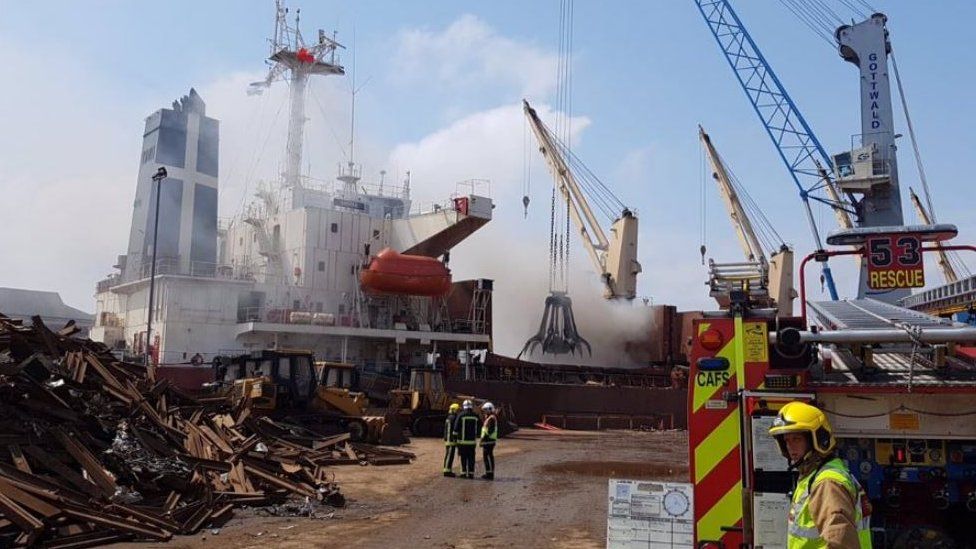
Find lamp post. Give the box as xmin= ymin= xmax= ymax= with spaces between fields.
xmin=145 ymin=166 xmax=167 ymax=379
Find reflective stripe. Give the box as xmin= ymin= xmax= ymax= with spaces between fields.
xmin=457 ymin=415 xmax=479 ymax=443
xmin=787 ymin=523 xmax=821 ymax=539
xmin=481 ymin=415 xmax=498 ymax=442
xmin=787 ymin=458 xmax=872 ymax=548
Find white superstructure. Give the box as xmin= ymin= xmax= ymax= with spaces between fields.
xmin=91 ymin=3 xmax=494 ymax=371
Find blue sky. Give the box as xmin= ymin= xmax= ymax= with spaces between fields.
xmin=1 ymin=1 xmax=974 ymax=339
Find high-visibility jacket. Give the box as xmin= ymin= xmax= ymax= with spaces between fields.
xmin=444 ymin=413 xmax=458 ymax=446
xmin=480 ymin=414 xmax=498 ymax=446
xmin=453 ymin=410 xmax=480 ymax=445
xmin=788 ymin=457 xmax=872 ymax=548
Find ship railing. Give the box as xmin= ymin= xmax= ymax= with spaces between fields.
xmin=132 ymin=258 xmax=255 ymax=282
xmin=409 ymin=199 xmax=459 ymax=216
xmin=300 ymin=174 xmax=410 ymax=200
xmin=236 ymin=305 xmax=464 ymax=335
xmin=236 ymin=306 xmax=352 ymax=326
xmin=96 ymin=274 xmax=122 ymax=293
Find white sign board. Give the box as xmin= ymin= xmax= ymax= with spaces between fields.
xmin=751 ymin=415 xmax=789 ymax=472
xmin=607 ymin=479 xmax=694 ymax=548
xmin=753 ymin=492 xmax=790 ymax=548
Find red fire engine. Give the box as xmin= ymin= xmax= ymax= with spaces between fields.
xmin=689 ymin=227 xmax=976 ymax=548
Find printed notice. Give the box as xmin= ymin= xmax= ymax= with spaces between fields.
xmin=607 ymin=480 xmax=694 ymax=548
xmin=743 ymin=322 xmax=769 ymax=362
xmin=753 ymin=492 xmax=790 ymax=548
xmin=752 ymin=415 xmax=789 ymax=472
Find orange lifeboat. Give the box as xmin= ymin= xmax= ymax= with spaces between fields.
xmin=360 ymin=248 xmax=452 ymax=297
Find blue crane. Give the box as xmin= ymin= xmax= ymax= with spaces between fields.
xmin=693 ymin=0 xmax=853 ymax=300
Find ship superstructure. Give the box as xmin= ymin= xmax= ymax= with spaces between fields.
xmin=91 ymin=2 xmax=494 ymax=372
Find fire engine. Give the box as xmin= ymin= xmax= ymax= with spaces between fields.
xmin=689 ymin=228 xmax=976 ymax=548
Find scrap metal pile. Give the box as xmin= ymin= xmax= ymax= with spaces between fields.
xmin=0 ymin=314 xmax=413 ymax=547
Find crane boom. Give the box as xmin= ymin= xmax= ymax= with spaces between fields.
xmin=910 ymin=187 xmax=958 ymax=284
xmin=523 ymin=100 xmax=640 ymax=300
xmin=817 ymin=161 xmax=855 ymax=230
xmin=699 ymin=126 xmax=766 ymax=264
xmin=694 ymin=0 xmax=844 ymax=300
xmin=700 ymin=126 xmax=796 ymax=316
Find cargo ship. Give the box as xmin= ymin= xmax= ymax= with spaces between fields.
xmin=88 ymin=1 xmax=689 ymax=430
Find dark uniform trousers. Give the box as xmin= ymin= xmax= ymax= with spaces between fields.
xmin=454 ymin=412 xmax=480 ymax=478
xmin=481 ymin=414 xmax=498 ymax=478
xmin=442 ymin=414 xmax=457 ymax=473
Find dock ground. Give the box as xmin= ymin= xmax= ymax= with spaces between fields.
xmin=125 ymin=429 xmax=688 ymax=548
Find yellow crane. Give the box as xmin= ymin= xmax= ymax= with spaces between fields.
xmin=699 ymin=126 xmax=796 ymax=316
xmin=523 ymin=100 xmax=641 ymax=300
xmin=909 ymin=186 xmax=958 ymax=284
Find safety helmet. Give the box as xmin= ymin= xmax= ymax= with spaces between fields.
xmin=462 ymin=399 xmax=473 ymax=410
xmin=768 ymin=401 xmax=835 ymax=458
xmin=448 ymin=403 xmax=460 ymax=413
xmin=481 ymin=402 xmax=495 ymax=413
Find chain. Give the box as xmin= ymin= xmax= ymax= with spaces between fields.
xmin=565 ymin=199 xmax=571 ymax=288
xmin=549 ymin=185 xmax=557 ymax=291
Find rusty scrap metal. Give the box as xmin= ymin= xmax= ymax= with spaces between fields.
xmin=0 ymin=313 xmax=414 ymax=546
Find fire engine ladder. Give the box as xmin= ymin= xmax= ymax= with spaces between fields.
xmin=707 ymin=259 xmax=772 ymax=309
xmin=802 ymin=299 xmax=976 ymax=380
xmin=809 ymin=298 xmax=955 ymax=333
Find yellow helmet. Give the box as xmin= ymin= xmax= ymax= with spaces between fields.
xmin=448 ymin=403 xmax=460 ymax=413
xmin=768 ymin=401 xmax=835 ymax=457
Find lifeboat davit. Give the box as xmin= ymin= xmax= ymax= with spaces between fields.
xmin=360 ymin=248 xmax=452 ymax=297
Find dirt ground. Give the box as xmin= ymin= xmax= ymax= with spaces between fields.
xmin=122 ymin=429 xmax=689 ymax=549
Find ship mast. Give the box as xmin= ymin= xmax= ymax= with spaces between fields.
xmin=249 ymin=0 xmax=344 ymax=190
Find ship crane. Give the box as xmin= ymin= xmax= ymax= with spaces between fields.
xmin=518 ymin=100 xmax=641 ymax=358
xmin=910 ymin=187 xmax=958 ymax=284
xmin=694 ymin=0 xmax=863 ymax=301
xmin=522 ymin=100 xmax=641 ymax=301
xmin=699 ymin=126 xmax=796 ymax=316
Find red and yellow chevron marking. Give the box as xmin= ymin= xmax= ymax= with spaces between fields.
xmin=688 ymin=317 xmax=772 ymax=546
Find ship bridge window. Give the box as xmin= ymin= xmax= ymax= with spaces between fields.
xmin=223 ymin=362 xmax=241 ymax=381
xmin=293 ymin=300 xmax=301 ymax=310
xmin=331 ymin=223 xmax=338 ymax=233
xmin=318 ymin=261 xmax=325 ymax=272
xmin=295 ymin=358 xmax=313 ymax=394
xmin=278 ymin=358 xmax=292 ymax=379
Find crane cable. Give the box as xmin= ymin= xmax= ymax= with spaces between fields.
xmin=891 ymin=50 xmax=972 ymax=278
xmin=550 ymin=0 xmax=575 ymax=292
xmin=699 ymin=137 xmax=708 ymax=265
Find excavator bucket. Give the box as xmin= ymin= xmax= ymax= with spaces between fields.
xmin=376 ymin=411 xmax=409 ymax=446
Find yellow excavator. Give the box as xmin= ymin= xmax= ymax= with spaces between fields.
xmin=388 ymin=367 xmax=518 ymax=438
xmin=211 ymin=350 xmax=407 ymax=445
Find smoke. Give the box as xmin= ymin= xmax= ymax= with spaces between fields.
xmin=448 ymin=202 xmax=656 ymax=367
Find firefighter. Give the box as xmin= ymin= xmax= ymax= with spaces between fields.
xmin=768 ymin=401 xmax=872 ymax=548
xmin=453 ymin=399 xmax=479 ymax=479
xmin=442 ymin=403 xmax=460 ymax=477
xmin=479 ymin=402 xmax=498 ymax=480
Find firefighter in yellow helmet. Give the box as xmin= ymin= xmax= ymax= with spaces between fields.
xmin=768 ymin=401 xmax=872 ymax=548
xmin=442 ymin=403 xmax=461 ymax=477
